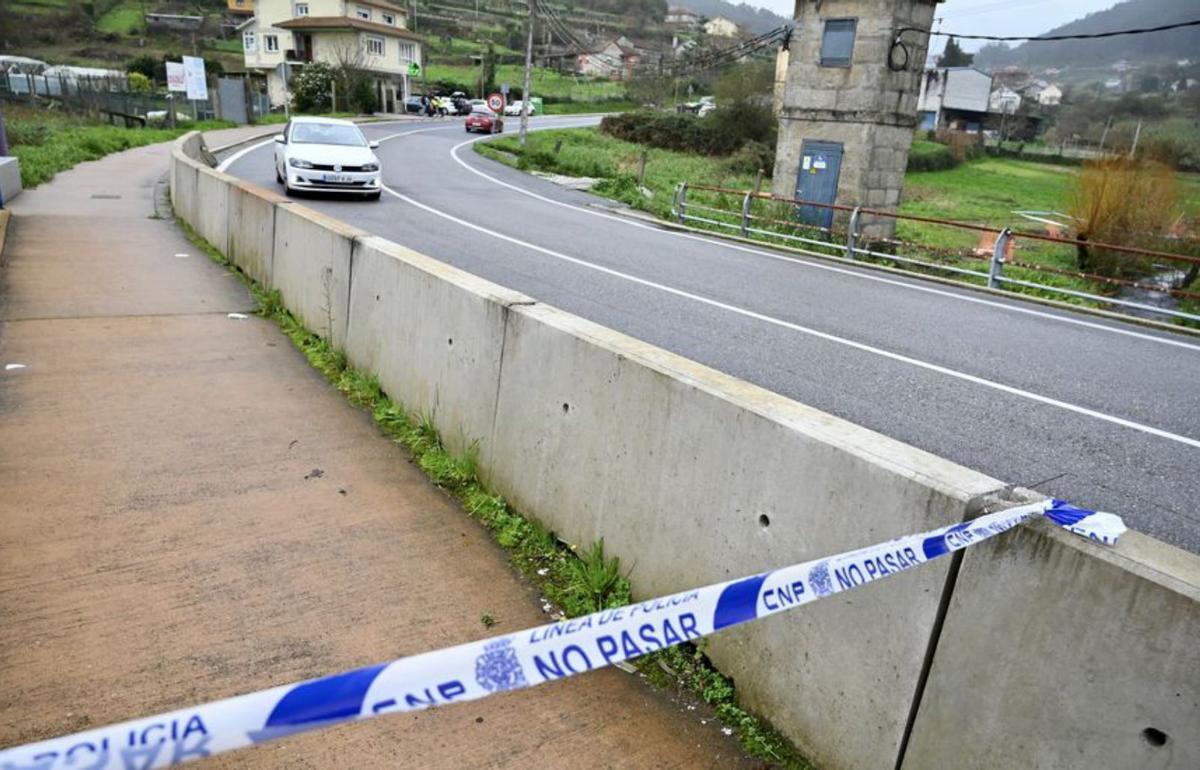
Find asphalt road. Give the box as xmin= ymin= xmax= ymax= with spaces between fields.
xmin=221 ymin=116 xmax=1200 ymax=552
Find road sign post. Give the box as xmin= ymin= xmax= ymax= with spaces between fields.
xmin=486 ymin=92 xmax=505 ymax=133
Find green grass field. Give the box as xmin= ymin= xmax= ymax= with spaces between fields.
xmin=477 ymin=126 xmax=1200 ymax=323
xmin=6 ymin=106 xmax=233 ymax=188
xmin=96 ymin=2 xmax=143 ymax=35
xmin=423 ymin=64 xmax=627 ymax=101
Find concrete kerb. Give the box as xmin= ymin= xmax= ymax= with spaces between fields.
xmin=345 ymin=236 xmax=533 ymax=455
xmin=483 ymin=299 xmax=1005 ymax=770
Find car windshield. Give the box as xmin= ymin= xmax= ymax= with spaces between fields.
xmin=290 ymin=122 xmax=365 ymax=147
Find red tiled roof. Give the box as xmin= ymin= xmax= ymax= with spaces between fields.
xmin=275 ymin=16 xmax=421 ymax=41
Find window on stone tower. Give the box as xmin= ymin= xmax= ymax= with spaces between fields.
xmin=820 ymin=18 xmax=856 ymax=67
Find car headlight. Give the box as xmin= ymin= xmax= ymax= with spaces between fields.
xmin=361 ymin=162 xmax=379 ymax=172
xmin=288 ymin=158 xmax=313 ymax=169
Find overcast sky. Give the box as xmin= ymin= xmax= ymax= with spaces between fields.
xmin=748 ymin=0 xmax=1121 ymax=55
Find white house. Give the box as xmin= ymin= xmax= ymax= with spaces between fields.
xmin=1036 ymin=83 xmax=1062 ymax=106
xmin=577 ymin=36 xmax=639 ymax=80
xmin=989 ymin=86 xmax=1021 ymax=114
xmin=703 ymin=16 xmax=741 ymax=38
xmin=917 ymin=67 xmax=993 ymax=130
xmin=664 ymin=5 xmax=699 ymax=27
xmin=242 ymin=0 xmax=422 ymax=112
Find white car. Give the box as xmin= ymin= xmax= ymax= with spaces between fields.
xmin=503 ymin=99 xmax=536 ymax=116
xmin=274 ymin=117 xmax=382 ymax=200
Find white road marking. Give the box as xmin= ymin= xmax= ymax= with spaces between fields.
xmin=447 ymin=135 xmax=1200 ymax=353
xmin=381 ymin=180 xmax=1200 ymax=451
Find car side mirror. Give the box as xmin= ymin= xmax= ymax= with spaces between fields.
xmin=368 ymin=140 xmax=380 ymax=149
xmin=273 ymin=135 xmax=285 ymax=144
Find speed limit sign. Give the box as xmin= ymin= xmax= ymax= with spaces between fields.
xmin=486 ymin=92 xmax=505 ymax=113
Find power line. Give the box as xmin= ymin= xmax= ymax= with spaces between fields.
xmin=889 ymin=17 xmax=1200 ymax=72
xmin=898 ymin=17 xmax=1200 ymax=44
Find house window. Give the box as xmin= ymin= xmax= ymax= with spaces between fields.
xmin=264 ymin=34 xmax=280 ymax=53
xmin=243 ymin=31 xmax=256 ymax=52
xmin=366 ymin=36 xmax=385 ymax=56
xmin=295 ymin=3 xmax=308 ymax=16
xmin=819 ymin=18 xmax=856 ymax=67
xmin=356 ymin=5 xmax=371 ymax=20
xmin=382 ymin=12 xmax=395 ymax=25
xmin=397 ymin=41 xmax=416 ymax=62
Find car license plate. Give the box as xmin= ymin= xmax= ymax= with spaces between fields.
xmin=323 ymin=174 xmax=353 ymax=183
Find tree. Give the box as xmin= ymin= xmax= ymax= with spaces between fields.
xmin=937 ymin=37 xmax=974 ymax=68
xmin=327 ymin=39 xmax=378 ymax=113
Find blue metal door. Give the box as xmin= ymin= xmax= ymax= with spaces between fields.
xmin=794 ymin=140 xmax=843 ymax=230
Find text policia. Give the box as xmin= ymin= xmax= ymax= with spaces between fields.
xmin=0 ymin=499 xmax=1124 ymax=770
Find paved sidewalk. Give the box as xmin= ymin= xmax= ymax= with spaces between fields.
xmin=0 ymin=141 xmax=752 ymax=767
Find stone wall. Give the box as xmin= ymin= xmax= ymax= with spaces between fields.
xmin=773 ymin=0 xmax=937 ymax=238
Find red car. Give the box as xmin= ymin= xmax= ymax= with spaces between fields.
xmin=465 ymin=107 xmax=504 ymax=134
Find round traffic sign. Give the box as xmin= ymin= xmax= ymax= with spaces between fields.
xmin=486 ymin=92 xmax=505 ymax=112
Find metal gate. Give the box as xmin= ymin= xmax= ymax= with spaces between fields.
xmin=217 ymin=78 xmax=248 ymax=124
xmin=794 ymin=139 xmax=843 ymax=230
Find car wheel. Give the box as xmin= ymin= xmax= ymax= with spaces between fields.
xmin=275 ymin=165 xmax=283 ymax=184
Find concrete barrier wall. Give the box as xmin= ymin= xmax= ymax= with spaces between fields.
xmin=344 ymin=237 xmax=531 ymax=454
xmin=227 ymin=181 xmax=281 ymax=287
xmin=271 ymin=203 xmax=365 ymax=351
xmin=484 ymin=301 xmax=1002 ymax=769
xmin=904 ymin=519 xmax=1200 ymax=770
xmin=170 ymin=133 xmax=1200 ymax=770
xmin=194 ymin=170 xmax=231 ymax=256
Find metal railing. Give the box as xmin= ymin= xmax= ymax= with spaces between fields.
xmin=670 ymin=183 xmax=1200 ymax=324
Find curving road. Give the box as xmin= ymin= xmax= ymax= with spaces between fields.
xmin=220 ymin=116 xmax=1200 ymax=552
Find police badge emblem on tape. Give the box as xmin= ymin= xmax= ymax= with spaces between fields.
xmin=0 ymin=499 xmax=1124 ymax=770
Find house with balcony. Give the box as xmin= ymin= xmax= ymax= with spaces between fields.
xmin=227 ymin=0 xmax=255 ymax=16
xmin=241 ymin=0 xmax=422 ymax=112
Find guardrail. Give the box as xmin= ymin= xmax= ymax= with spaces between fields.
xmin=671 ymin=182 xmax=1200 ymax=324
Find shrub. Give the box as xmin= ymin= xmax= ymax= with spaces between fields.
xmin=292 ymin=62 xmax=333 ymax=112
xmin=906 ymin=139 xmax=958 ymax=172
xmin=128 ymin=72 xmax=152 ymax=94
xmin=600 ymin=107 xmax=774 ymax=157
xmin=723 ymin=140 xmax=775 ymax=175
xmin=1069 ymin=157 xmax=1181 ymax=277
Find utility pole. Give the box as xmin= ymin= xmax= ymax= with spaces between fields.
xmin=519 ymin=0 xmax=535 ymax=147
xmin=1128 ymin=118 xmax=1142 ymax=159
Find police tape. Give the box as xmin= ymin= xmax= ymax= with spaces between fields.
xmin=0 ymin=499 xmax=1124 ymax=770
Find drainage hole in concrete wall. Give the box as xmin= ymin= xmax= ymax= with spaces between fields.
xmin=1142 ymin=728 xmax=1168 ymax=747
xmin=561 ymin=403 xmax=570 ymax=414
xmin=375 ymin=294 xmax=380 ymax=301
xmin=447 ymin=337 xmax=453 ymax=347
xmin=758 ymin=514 xmax=770 ymax=528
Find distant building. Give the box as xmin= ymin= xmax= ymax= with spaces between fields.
xmin=227 ymin=0 xmax=255 ymax=15
xmin=773 ymin=0 xmax=939 ymax=239
xmin=703 ymin=16 xmax=741 ymax=38
xmin=989 ymin=86 xmax=1021 ymax=115
xmin=1035 ymin=84 xmax=1062 ymax=106
xmin=1104 ymin=78 xmax=1124 ymax=91
xmin=242 ymin=0 xmax=422 ymax=111
xmin=917 ymin=67 xmax=993 ymax=131
xmin=664 ymin=6 xmax=699 ymax=28
xmin=577 ymin=36 xmax=639 ymax=80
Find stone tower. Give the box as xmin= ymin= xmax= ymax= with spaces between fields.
xmin=772 ymin=0 xmax=940 ymax=238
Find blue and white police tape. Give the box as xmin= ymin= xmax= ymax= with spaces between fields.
xmin=0 ymin=499 xmax=1124 ymax=770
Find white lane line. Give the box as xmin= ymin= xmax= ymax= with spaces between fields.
xmin=217 ymin=135 xmax=278 ymax=172
xmin=448 ymin=136 xmax=1200 ymax=353
xmin=381 ymin=180 xmax=1200 ymax=451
